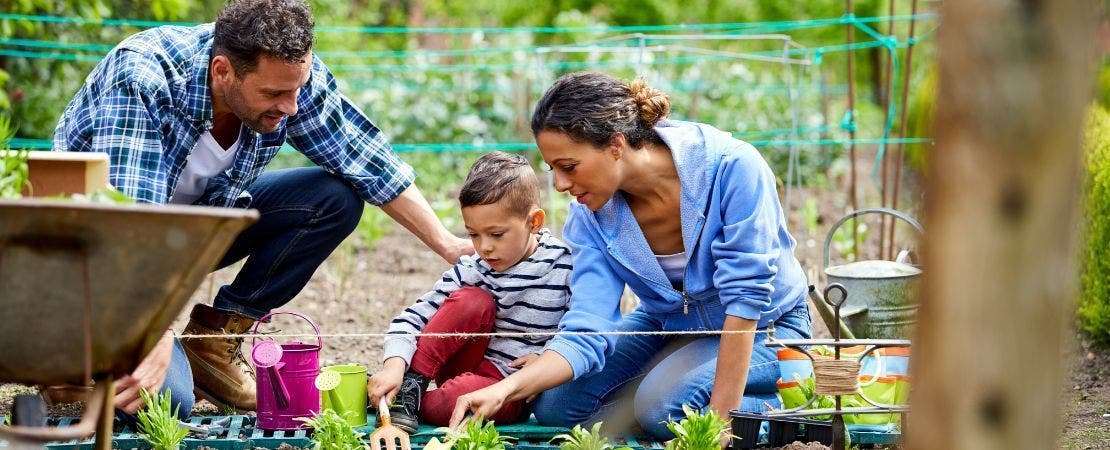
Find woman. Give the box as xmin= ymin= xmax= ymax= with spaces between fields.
xmin=448 ymin=72 xmax=811 ymax=439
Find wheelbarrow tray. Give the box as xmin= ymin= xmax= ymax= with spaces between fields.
xmin=0 ymin=199 xmax=257 ymax=385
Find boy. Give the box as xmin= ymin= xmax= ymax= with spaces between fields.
xmin=369 ymin=152 xmax=572 ymax=431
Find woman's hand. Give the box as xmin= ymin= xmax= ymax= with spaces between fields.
xmin=448 ymin=382 xmax=513 ymax=429
xmin=707 ymin=315 xmax=757 ymax=447
xmin=368 ymin=357 xmax=407 ymax=406
xmin=448 ymin=350 xmax=574 ymax=428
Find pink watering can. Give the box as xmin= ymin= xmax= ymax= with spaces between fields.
xmin=251 ymin=311 xmax=322 ymax=430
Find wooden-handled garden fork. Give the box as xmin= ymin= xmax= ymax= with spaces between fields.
xmin=369 ymin=397 xmax=411 ymax=450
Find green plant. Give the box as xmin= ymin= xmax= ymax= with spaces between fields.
xmin=46 ymin=187 xmax=134 ymax=204
xmin=551 ymin=422 xmax=633 ymax=450
xmin=448 ymin=417 xmax=515 ymax=450
xmin=297 ymin=409 xmax=366 ymax=450
xmin=831 ymin=219 xmax=870 ymax=262
xmin=1080 ymin=105 xmax=1110 ymax=346
xmin=0 ymin=114 xmax=29 ymax=199
xmin=662 ymin=405 xmax=733 ymax=450
xmin=136 ymin=388 xmax=188 ymax=450
xmin=0 ymin=149 xmax=29 ymax=200
xmin=801 ymin=197 xmax=820 ymax=236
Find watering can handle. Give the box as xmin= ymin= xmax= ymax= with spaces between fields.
xmin=822 ymin=208 xmax=925 ymax=270
xmin=249 ymin=311 xmax=323 ymax=349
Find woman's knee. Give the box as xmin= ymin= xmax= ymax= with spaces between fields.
xmin=633 ymin=389 xmax=688 ymax=438
xmin=532 ymin=388 xmax=588 ymax=427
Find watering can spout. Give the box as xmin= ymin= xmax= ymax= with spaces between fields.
xmin=808 ymin=285 xmax=856 ymax=340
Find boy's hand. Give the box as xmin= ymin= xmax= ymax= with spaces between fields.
xmin=508 ymin=354 xmax=540 ymax=369
xmin=368 ymin=357 xmax=407 ymax=406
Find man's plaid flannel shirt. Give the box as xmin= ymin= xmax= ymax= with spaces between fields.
xmin=52 ymin=24 xmax=414 ymax=207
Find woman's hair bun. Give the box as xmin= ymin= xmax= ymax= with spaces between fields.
xmin=628 ymin=77 xmax=670 ymax=126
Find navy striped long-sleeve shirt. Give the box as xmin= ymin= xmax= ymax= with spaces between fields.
xmin=383 ymin=229 xmax=572 ymax=376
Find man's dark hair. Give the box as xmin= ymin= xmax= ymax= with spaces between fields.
xmin=459 ymin=152 xmax=541 ymax=217
xmin=213 ymin=0 xmax=315 ymax=75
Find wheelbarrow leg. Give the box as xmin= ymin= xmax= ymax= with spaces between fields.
xmin=93 ymin=377 xmax=114 ymax=450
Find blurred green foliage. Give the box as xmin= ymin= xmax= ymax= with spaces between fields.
xmin=1080 ymin=104 xmax=1110 ymax=346
xmin=0 ymin=0 xmax=941 ymax=234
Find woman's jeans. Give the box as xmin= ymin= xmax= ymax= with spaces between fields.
xmin=533 ymin=299 xmax=812 ymax=438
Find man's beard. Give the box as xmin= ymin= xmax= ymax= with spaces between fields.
xmin=225 ymin=88 xmax=281 ymax=134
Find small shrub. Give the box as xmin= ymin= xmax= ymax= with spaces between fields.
xmin=298 ymin=409 xmax=366 ymax=450
xmin=1080 ymin=105 xmax=1110 ymax=346
xmin=136 ymin=388 xmax=188 ymax=450
xmin=550 ymin=422 xmax=632 ymax=450
xmin=449 ymin=417 xmax=515 ymax=450
xmin=663 ymin=405 xmax=733 ymax=450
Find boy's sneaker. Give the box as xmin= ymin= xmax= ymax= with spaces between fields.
xmin=388 ymin=371 xmax=429 ymax=434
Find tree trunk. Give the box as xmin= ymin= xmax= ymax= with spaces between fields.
xmin=907 ymin=2 xmax=1100 ymax=450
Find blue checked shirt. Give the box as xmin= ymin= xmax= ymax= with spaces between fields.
xmin=52 ymin=24 xmax=414 ymax=207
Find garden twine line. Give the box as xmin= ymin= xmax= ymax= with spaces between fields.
xmin=813 ymin=358 xmax=862 ymax=395
xmin=174 ymin=329 xmax=774 ymax=339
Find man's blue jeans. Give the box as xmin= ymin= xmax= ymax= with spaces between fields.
xmin=155 ymin=167 xmax=364 ymax=417
xmin=533 ymin=299 xmax=812 ymax=438
xmin=210 ymin=167 xmax=365 ymax=319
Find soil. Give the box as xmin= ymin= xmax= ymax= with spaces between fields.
xmin=2 ymin=149 xmax=1106 ymax=449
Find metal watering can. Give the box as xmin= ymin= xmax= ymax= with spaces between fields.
xmin=817 ymin=208 xmax=924 ymax=339
xmin=250 ymin=311 xmax=322 ymax=430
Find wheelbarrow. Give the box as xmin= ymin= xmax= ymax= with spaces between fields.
xmin=0 ymin=199 xmax=257 ymax=449
xmin=813 ymin=208 xmax=924 ymax=339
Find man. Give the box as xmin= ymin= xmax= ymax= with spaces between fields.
xmin=51 ymin=0 xmax=472 ymax=416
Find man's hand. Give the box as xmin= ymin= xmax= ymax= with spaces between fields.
xmin=114 ymin=330 xmax=175 ymax=414
xmin=379 ymin=185 xmax=475 ymax=265
xmin=368 ymin=357 xmax=407 ymax=406
xmin=438 ymin=236 xmax=475 ymax=264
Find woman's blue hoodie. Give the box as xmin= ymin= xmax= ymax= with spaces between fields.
xmin=544 ymin=120 xmax=808 ymax=379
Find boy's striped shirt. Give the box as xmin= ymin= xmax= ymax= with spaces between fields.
xmin=383 ymin=229 xmax=572 ymax=376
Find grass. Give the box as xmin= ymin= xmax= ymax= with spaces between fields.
xmin=136 ymin=388 xmax=188 ymax=450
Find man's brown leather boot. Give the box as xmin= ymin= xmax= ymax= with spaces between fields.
xmin=181 ymin=304 xmax=257 ymax=412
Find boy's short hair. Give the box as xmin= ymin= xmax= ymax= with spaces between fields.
xmin=459 ymin=152 xmax=541 ymax=217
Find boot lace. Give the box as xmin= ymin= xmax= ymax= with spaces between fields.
xmin=397 ymin=374 xmax=424 ymax=415
xmin=226 ymin=337 xmax=254 ymax=377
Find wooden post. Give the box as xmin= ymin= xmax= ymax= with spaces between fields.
xmin=907 ymin=1 xmax=1099 ymax=450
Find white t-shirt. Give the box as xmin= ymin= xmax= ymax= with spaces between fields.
xmin=170 ymin=130 xmax=242 ymax=205
xmin=656 ymin=251 xmax=687 ymax=286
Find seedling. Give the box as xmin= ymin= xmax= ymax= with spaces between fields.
xmin=136 ymin=388 xmax=188 ymax=450
xmin=448 ymin=416 xmax=515 ymax=450
xmin=298 ymin=408 xmax=366 ymax=450
xmin=663 ymin=405 xmax=733 ymax=450
xmin=550 ymin=422 xmax=632 ymax=450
